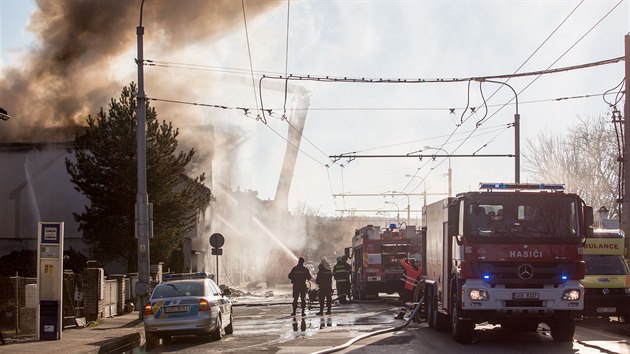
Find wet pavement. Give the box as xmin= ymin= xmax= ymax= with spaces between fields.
xmin=3 ymin=284 xmax=630 ymax=353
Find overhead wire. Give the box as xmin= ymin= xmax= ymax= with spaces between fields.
xmin=603 ymin=77 xmax=625 ymax=107
xmin=401 ymin=1 xmax=589 ymax=195
xmin=283 ymin=0 xmax=291 ymax=119
xmin=472 ymin=0 xmax=585 ymax=128
xmin=257 ymin=56 xmax=622 ymax=85
xmin=435 ymin=0 xmax=621 ymax=166
xmin=144 ymin=0 xmax=620 ymax=214
xmin=340 ymin=123 xmax=511 ymax=157
xmin=260 ymin=122 xmax=328 ymax=168
xmin=241 ymin=0 xmax=261 ymax=119
xmin=146 ymin=91 xmax=621 ymax=116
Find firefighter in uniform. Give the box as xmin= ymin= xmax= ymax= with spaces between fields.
xmin=315 ymin=259 xmax=333 ymax=315
xmin=395 ymin=257 xmax=423 ymax=319
xmin=333 ymin=255 xmax=352 ymax=303
xmin=288 ymin=257 xmax=312 ymax=316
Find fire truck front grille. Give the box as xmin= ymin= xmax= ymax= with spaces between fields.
xmin=505 ymin=300 xmax=543 ymax=307
xmin=474 ymin=262 xmax=579 ymax=285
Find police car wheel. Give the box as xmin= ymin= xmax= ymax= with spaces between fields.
xmin=211 ymin=315 xmax=223 ymax=341
xmin=225 ymin=313 xmax=234 ymax=335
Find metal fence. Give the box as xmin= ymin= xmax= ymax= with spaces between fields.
xmin=0 ymin=273 xmax=84 ymax=337
xmin=0 ymin=276 xmax=37 ymax=336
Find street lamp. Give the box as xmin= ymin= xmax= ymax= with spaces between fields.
xmin=385 ymin=201 xmax=400 ymax=226
xmin=389 ymin=191 xmax=412 ymax=225
xmin=403 ymin=175 xmax=427 ymax=208
xmin=423 ymin=146 xmax=452 ymax=197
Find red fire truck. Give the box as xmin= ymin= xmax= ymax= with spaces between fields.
xmin=347 ymin=224 xmax=423 ymax=300
xmin=422 ymin=183 xmax=593 ymax=344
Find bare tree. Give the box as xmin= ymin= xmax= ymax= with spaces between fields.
xmin=524 ymin=114 xmax=619 ymax=218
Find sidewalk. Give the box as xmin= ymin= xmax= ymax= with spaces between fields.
xmin=0 ymin=312 xmax=144 ymax=354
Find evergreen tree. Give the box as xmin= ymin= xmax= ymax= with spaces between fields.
xmin=66 ymin=83 xmax=211 ymax=272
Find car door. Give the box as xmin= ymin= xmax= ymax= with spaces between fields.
xmin=208 ymin=281 xmax=229 ymax=321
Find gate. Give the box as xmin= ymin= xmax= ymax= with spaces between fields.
xmin=103 ymin=280 xmax=118 ymax=318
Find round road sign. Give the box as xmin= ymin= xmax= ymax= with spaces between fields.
xmin=209 ymin=233 xmax=225 ymax=248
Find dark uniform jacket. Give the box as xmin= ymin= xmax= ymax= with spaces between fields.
xmin=333 ymin=262 xmax=351 ymax=282
xmin=316 ymin=267 xmax=333 ymax=291
xmin=288 ymin=264 xmax=312 ymax=290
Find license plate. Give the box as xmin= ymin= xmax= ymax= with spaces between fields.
xmin=164 ymin=305 xmax=189 ymax=313
xmin=596 ymin=307 xmax=616 ymax=313
xmin=512 ymin=292 xmax=539 ymax=300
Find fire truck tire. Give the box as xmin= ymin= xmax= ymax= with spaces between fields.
xmin=413 ymin=283 xmax=426 ymax=321
xmin=550 ymin=317 xmax=575 ymax=342
xmin=434 ymin=309 xmax=449 ymax=332
xmin=427 ymin=284 xmax=448 ymax=331
xmin=426 ymin=289 xmax=435 ymax=328
xmin=451 ymin=292 xmax=474 ymax=344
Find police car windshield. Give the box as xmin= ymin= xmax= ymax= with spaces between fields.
xmin=467 ymin=194 xmax=579 ymax=239
xmin=152 ymin=281 xmax=205 ymax=298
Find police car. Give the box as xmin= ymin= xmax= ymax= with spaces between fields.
xmin=143 ymin=272 xmax=233 ymax=347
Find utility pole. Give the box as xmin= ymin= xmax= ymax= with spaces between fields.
xmin=135 ymin=0 xmax=152 ymax=319
xmin=622 ymin=34 xmax=630 ymax=256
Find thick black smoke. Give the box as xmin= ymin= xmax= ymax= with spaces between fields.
xmin=0 ymin=0 xmax=279 ymax=142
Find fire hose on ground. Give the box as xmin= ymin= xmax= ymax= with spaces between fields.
xmin=310 ymin=294 xmax=425 ymax=354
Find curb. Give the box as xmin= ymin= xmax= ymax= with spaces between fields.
xmin=93 ymin=332 xmax=143 ymax=354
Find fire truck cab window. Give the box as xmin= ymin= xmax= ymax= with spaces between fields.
xmin=466 ymin=195 xmax=579 ymax=240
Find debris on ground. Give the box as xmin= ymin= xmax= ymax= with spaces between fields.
xmin=246 ymin=281 xmax=262 ymax=290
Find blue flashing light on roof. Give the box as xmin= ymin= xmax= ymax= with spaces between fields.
xmin=560 ymin=274 xmax=569 ymax=281
xmin=163 ymin=272 xmax=214 ymax=282
xmin=482 ymin=273 xmax=491 ymax=281
xmin=389 ymin=223 xmax=397 ymax=229
xmin=479 ymin=183 xmax=565 ymax=191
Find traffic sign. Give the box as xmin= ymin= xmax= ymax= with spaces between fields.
xmin=209 ymin=233 xmax=225 ymax=248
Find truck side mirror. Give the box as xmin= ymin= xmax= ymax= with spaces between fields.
xmin=448 ymin=202 xmax=460 ymax=237
xmin=583 ymin=205 xmax=594 ymax=238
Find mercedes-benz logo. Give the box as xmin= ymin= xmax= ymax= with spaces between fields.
xmin=517 ymin=264 xmax=534 ymax=280
xmin=602 ymin=288 xmax=610 ymax=295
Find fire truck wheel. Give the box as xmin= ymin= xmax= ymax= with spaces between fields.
xmin=426 ymin=290 xmax=435 ymax=328
xmin=451 ymin=292 xmax=474 ymax=344
xmin=550 ymin=317 xmax=575 ymax=342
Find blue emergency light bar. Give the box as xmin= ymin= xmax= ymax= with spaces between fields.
xmin=479 ymin=182 xmax=565 ymax=191
xmin=163 ymin=272 xmax=214 ymax=282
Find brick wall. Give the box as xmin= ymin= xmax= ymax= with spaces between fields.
xmin=82 ymin=266 xmax=104 ymax=322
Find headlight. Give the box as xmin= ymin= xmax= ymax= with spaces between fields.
xmin=468 ymin=289 xmax=489 ymax=301
xmin=561 ymin=289 xmax=581 ymax=301
xmin=624 ymin=288 xmax=630 ymax=295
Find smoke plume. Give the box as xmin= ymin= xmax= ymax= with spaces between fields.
xmin=0 ymin=0 xmax=279 ymax=142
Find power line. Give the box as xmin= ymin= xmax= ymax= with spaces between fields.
xmin=241 ymin=0 xmax=261 ymax=118
xmin=283 ymin=0 xmax=291 ymax=118
xmin=260 ymin=121 xmax=327 ymax=167
xmin=146 ymin=55 xmax=622 ymax=86
xmin=429 ymin=0 xmax=623 ymax=182
xmin=147 ymin=90 xmax=620 ymax=115
xmin=468 ymin=0 xmax=585 ymax=129
xmin=257 ymin=56 xmax=622 ymax=85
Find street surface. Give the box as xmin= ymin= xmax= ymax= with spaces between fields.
xmin=145 ymin=289 xmax=630 ymax=353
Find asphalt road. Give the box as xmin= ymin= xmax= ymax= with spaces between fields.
xmin=145 ymin=294 xmax=630 ymax=353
